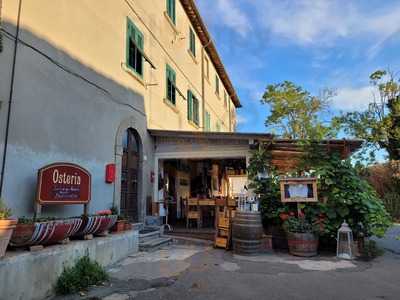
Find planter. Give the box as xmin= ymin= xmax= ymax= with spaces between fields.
xmin=266 ymin=224 xmax=288 ymax=250
xmin=287 ymin=232 xmax=319 ymax=257
xmin=111 ymin=220 xmax=127 ymax=233
xmin=0 ymin=219 xmax=17 ymax=258
xmin=124 ymin=222 xmax=133 ymax=231
xmin=73 ymin=215 xmax=118 ymax=237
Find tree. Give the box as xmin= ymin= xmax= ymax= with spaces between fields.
xmin=337 ymin=70 xmax=400 ymax=161
xmin=261 ymin=81 xmax=337 ymax=140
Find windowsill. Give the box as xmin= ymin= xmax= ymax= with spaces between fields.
xmin=122 ymin=63 xmax=145 ymax=87
xmin=164 ymin=11 xmax=179 ymax=35
xmin=187 ymin=50 xmax=198 ymax=64
xmin=163 ymin=98 xmax=179 ymax=113
xmin=188 ymin=120 xmax=200 ymax=129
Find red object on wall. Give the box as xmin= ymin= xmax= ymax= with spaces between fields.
xmin=36 ymin=163 xmax=91 ymax=205
xmin=105 ymin=163 xmax=116 ymax=183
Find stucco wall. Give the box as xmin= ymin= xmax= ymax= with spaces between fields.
xmin=0 ymin=18 xmax=153 ymax=219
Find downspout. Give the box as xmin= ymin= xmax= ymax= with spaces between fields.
xmin=201 ymin=38 xmax=212 ymax=131
xmin=0 ymin=0 xmax=22 ymax=196
xmin=228 ymin=96 xmax=231 ymax=132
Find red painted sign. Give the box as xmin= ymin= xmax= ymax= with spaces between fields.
xmin=36 ymin=163 xmax=91 ymax=205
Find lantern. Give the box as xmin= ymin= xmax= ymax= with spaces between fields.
xmin=337 ymin=221 xmax=353 ymax=260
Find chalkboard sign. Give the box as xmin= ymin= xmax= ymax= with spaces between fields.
xmin=280 ymin=178 xmax=318 ymax=203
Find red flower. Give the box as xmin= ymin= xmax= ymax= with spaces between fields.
xmin=280 ymin=213 xmax=289 ymax=221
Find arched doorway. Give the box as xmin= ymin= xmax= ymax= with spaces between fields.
xmin=120 ymin=128 xmax=141 ymax=222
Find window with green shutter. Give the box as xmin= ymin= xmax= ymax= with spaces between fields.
xmin=187 ymin=90 xmax=199 ymax=125
xmin=224 ymin=91 xmax=228 ymax=108
xmin=126 ymin=18 xmax=144 ymax=77
xmin=205 ymin=111 xmax=211 ymax=131
xmin=215 ymin=75 xmax=220 ymax=96
xmin=189 ymin=28 xmax=196 ymax=56
xmin=166 ymin=64 xmax=176 ymax=105
xmin=166 ymin=0 xmax=176 ymax=24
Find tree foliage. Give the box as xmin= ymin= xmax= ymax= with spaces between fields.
xmin=336 ymin=70 xmax=400 ymax=161
xmin=261 ymin=81 xmax=337 ymax=139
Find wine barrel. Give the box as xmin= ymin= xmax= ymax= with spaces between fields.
xmin=287 ymin=232 xmax=318 ymax=257
xmin=232 ymin=211 xmax=263 ymax=255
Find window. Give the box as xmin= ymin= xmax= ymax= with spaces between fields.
xmin=205 ymin=111 xmax=211 ymax=131
xmin=204 ymin=57 xmax=209 ymax=79
xmin=216 ymin=121 xmax=221 ymax=132
xmin=189 ymin=28 xmax=196 ymax=56
xmin=166 ymin=0 xmax=176 ymax=24
xmin=215 ymin=75 xmax=220 ymax=96
xmin=166 ymin=64 xmax=176 ymax=105
xmin=224 ymin=91 xmax=228 ymax=108
xmin=126 ymin=18 xmax=144 ymax=77
xmin=187 ymin=90 xmax=199 ymax=125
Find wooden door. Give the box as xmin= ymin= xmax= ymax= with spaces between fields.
xmin=120 ymin=129 xmax=140 ymax=222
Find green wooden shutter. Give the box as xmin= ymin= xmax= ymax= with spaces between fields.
xmin=187 ymin=90 xmax=193 ymax=121
xmin=189 ymin=28 xmax=196 ymax=56
xmin=193 ymin=97 xmax=199 ymax=125
xmin=167 ymin=0 xmax=176 ymax=24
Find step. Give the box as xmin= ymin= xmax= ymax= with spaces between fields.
xmin=139 ymin=236 xmax=173 ymax=252
xmin=139 ymin=228 xmax=161 ymax=243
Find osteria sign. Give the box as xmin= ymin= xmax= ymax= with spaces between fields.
xmin=36 ymin=163 xmax=91 ymax=205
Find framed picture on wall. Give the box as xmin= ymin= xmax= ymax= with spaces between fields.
xmin=280 ymin=177 xmax=318 ymax=203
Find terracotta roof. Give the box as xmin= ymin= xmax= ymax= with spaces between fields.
xmin=180 ymin=0 xmax=241 ymax=108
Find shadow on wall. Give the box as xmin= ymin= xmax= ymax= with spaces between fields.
xmin=0 ymin=22 xmax=151 ymax=218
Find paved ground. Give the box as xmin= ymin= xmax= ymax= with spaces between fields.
xmin=55 ymin=237 xmax=400 ymax=300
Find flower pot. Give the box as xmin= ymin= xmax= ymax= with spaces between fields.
xmin=42 ymin=221 xmax=72 ymax=245
xmin=287 ymin=232 xmax=319 ymax=257
xmin=94 ymin=215 xmax=117 ymax=236
xmin=124 ymin=222 xmax=133 ymax=231
xmin=10 ymin=223 xmax=36 ymax=247
xmin=0 ymin=219 xmax=17 ymax=258
xmin=111 ymin=220 xmax=127 ymax=233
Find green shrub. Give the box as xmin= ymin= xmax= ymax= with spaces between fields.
xmin=55 ymin=255 xmax=108 ymax=295
xmin=0 ymin=198 xmax=12 ymax=219
xmin=248 ymin=147 xmax=392 ymax=241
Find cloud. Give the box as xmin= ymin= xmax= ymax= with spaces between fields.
xmin=332 ymin=86 xmax=375 ymax=111
xmin=255 ymin=0 xmax=400 ymax=52
xmin=236 ymin=114 xmax=248 ymax=125
xmin=196 ymin=0 xmax=252 ymax=38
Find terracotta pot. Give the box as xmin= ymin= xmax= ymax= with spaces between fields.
xmin=0 ymin=219 xmax=17 ymax=258
xmin=111 ymin=220 xmax=127 ymax=233
xmin=287 ymin=232 xmax=319 ymax=257
xmin=124 ymin=222 xmax=133 ymax=231
xmin=10 ymin=223 xmax=36 ymax=247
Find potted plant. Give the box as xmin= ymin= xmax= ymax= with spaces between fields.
xmin=109 ymin=206 xmax=128 ymax=233
xmin=0 ymin=198 xmax=17 ymax=258
xmin=284 ymin=215 xmax=320 ymax=257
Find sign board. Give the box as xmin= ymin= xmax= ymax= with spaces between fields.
xmin=280 ymin=177 xmax=318 ymax=203
xmin=36 ymin=163 xmax=91 ymax=205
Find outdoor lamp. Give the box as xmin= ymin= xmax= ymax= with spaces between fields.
xmin=337 ymin=221 xmax=353 ymax=260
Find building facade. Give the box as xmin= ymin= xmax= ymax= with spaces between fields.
xmin=0 ymin=0 xmax=240 ymax=219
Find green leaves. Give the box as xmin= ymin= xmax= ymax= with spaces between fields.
xmin=261 ymin=81 xmax=337 ymax=140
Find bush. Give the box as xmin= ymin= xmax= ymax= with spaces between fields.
xmin=55 ymin=255 xmax=108 ymax=295
xmin=0 ymin=198 xmax=12 ymax=219
xmin=248 ymin=148 xmax=392 ymax=242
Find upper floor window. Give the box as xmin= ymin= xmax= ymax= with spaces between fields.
xmin=216 ymin=121 xmax=221 ymax=132
xmin=215 ymin=75 xmax=220 ymax=96
xmin=224 ymin=91 xmax=228 ymax=108
xmin=166 ymin=0 xmax=176 ymax=25
xmin=205 ymin=111 xmax=211 ymax=131
xmin=166 ymin=64 xmax=176 ymax=105
xmin=187 ymin=90 xmax=199 ymax=125
xmin=204 ymin=57 xmax=209 ymax=79
xmin=126 ymin=18 xmax=144 ymax=77
xmin=189 ymin=28 xmax=196 ymax=57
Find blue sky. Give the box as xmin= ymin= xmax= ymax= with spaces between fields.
xmin=196 ymin=0 xmax=400 ymax=134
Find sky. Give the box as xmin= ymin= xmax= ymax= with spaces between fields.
xmin=196 ymin=0 xmax=400 ymax=134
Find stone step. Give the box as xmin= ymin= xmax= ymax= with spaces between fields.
xmin=139 ymin=228 xmax=161 ymax=243
xmin=139 ymin=236 xmax=173 ymax=252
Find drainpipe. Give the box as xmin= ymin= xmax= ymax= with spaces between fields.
xmin=0 ymin=0 xmax=22 ymax=197
xmin=201 ymin=38 xmax=212 ymax=131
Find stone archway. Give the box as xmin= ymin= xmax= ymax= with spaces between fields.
xmin=114 ymin=118 xmax=144 ymax=222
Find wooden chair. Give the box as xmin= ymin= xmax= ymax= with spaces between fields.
xmin=185 ymin=198 xmax=201 ymax=229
